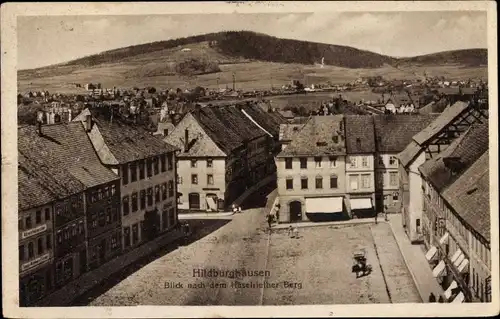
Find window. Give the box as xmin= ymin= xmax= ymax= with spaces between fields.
xmin=122 ymin=164 xmax=129 ymax=185
xmin=332 ymin=135 xmax=339 ymax=143
xmin=57 ymin=230 xmax=63 ymax=243
xmin=330 ymin=175 xmax=338 ymax=188
xmin=191 ymin=159 xmax=197 ymax=168
xmin=104 ymin=186 xmax=110 ymax=199
xmin=350 ymin=175 xmax=358 ymax=190
xmin=300 ymin=157 xmax=307 ymax=169
xmin=131 ymin=193 xmax=138 ymax=212
xmin=349 ymin=157 xmax=357 ymax=168
xmin=168 ymin=181 xmax=174 ymax=197
xmin=122 ymin=196 xmax=130 ymax=216
xmin=18 ymin=219 xmax=23 ymax=230
xmin=124 ymin=227 xmax=131 ymax=248
xmin=301 ymin=177 xmax=308 ymax=189
xmin=28 ymin=242 xmax=34 ymax=258
xmin=378 ymin=156 xmax=384 ymax=166
xmin=361 ymin=174 xmax=370 ymax=188
xmin=329 ymin=156 xmax=337 ymax=168
xmin=285 ymin=158 xmax=292 ymax=169
xmin=160 ymin=155 xmax=166 ymax=173
xmin=46 ymin=234 xmax=52 ymax=249
xmin=132 ymin=224 xmax=139 ymax=244
xmin=36 ymin=211 xmax=42 ymax=224
xmin=390 ymin=172 xmax=398 ymax=186
xmin=111 ymin=185 xmax=117 ymax=196
xmin=314 ymin=157 xmax=322 ymax=168
xmin=393 ymin=192 xmax=399 ymax=201
xmin=315 ymin=176 xmax=323 ymax=189
xmin=112 ymin=208 xmax=119 ymax=222
xmin=147 ymin=188 xmax=153 ymax=206
xmin=389 ymin=156 xmax=397 ymax=166
xmin=139 ymin=160 xmax=145 ymax=180
xmin=162 ymin=183 xmax=167 ymax=200
xmin=146 ymin=159 xmax=153 ymax=177
xmin=130 ymin=163 xmax=137 ymax=182
xmin=191 ymin=174 xmax=198 ymax=185
xmin=37 ymin=238 xmax=44 ymax=254
xmin=25 ymin=216 xmax=32 ymax=229
xmin=153 ymin=157 xmax=159 ymax=175
xmin=98 ymin=211 xmax=105 ymax=227
xmin=177 ymin=175 xmax=183 ymax=184
xmin=286 ymin=178 xmax=293 ymax=190
xmin=207 ymin=158 xmax=213 ymax=168
xmin=111 ymin=234 xmax=119 ymax=250
xmin=97 ymin=188 xmax=103 ymax=201
xmin=207 ymin=174 xmax=214 ymax=185
xmin=140 ymin=190 xmax=146 ymax=210
xmin=155 ymin=185 xmax=161 ymax=203
xmin=168 ymin=154 xmax=173 ymax=171
xmin=19 ymin=245 xmax=24 ymax=261
xmin=106 ymin=209 xmax=111 ymax=224
xmin=362 ymin=156 xmax=369 ymax=168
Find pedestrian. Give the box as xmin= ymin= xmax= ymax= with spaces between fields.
xmin=428 ymin=293 xmax=436 ymax=302
xmin=374 ymin=212 xmax=378 ymax=224
xmin=237 ymin=206 xmax=242 ymax=213
xmin=232 ymin=204 xmax=237 ymax=214
xmin=438 ymin=296 xmax=444 ymax=303
xmin=276 ymin=209 xmax=280 ymax=222
xmin=288 ymin=225 xmax=293 ymax=238
xmin=267 ymin=213 xmax=273 ymax=229
xmin=293 ymin=227 xmax=299 ymax=238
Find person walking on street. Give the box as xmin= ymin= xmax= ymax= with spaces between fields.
xmin=428 ymin=293 xmax=436 ymax=302
xmin=266 ymin=213 xmax=273 ymax=231
xmin=374 ymin=212 xmax=378 ymax=224
xmin=438 ymin=296 xmax=444 ymax=303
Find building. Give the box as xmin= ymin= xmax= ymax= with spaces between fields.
xmin=418 ymin=122 xmax=489 ymax=302
xmin=373 ymin=114 xmax=438 ymax=213
xmin=276 ymin=116 xmax=348 ymax=223
xmin=73 ymin=108 xmax=179 ymax=251
xmin=344 ymin=116 xmax=376 ymax=218
xmin=398 ymin=101 xmax=488 ymax=243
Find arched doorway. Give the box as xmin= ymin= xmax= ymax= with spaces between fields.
xmin=188 ymin=193 xmax=200 ymax=210
xmin=289 ymin=201 xmax=302 ymax=222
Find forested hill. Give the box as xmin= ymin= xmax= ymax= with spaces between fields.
xmin=22 ymin=31 xmax=487 ymax=72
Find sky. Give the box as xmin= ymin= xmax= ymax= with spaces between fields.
xmin=17 ymin=11 xmax=487 ymax=70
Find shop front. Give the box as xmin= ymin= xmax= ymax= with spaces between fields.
xmin=304 ymin=197 xmax=347 ymax=222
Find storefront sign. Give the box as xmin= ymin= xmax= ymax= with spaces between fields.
xmin=21 ymin=253 xmax=50 ymax=272
xmin=21 ymin=224 xmax=47 ymax=239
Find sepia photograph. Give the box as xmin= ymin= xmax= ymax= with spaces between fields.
xmin=1 ymin=1 xmax=498 ymax=318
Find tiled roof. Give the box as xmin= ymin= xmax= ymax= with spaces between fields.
xmin=240 ymin=102 xmax=288 ymax=137
xmin=79 ymin=108 xmax=179 ymax=164
xmin=277 ymin=115 xmax=346 ymax=157
xmin=18 ymin=122 xmax=120 ymax=210
xmin=437 ymin=87 xmax=460 ymax=95
xmin=279 ymin=124 xmax=306 ymax=142
xmin=373 ymin=114 xmax=439 ymax=153
xmin=344 ymin=115 xmax=376 ymax=154
xmin=210 ymin=106 xmax=265 ymax=142
xmin=412 ymin=101 xmax=469 ymax=145
xmin=419 ymin=122 xmax=489 ymax=192
xmin=164 ymin=112 xmax=226 ymax=158
xmin=398 ymin=141 xmax=423 ymax=168
xmin=192 ymin=107 xmax=244 ymax=154
xmin=442 ymin=151 xmax=490 ymax=242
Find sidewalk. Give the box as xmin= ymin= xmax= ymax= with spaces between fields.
xmin=178 ymin=211 xmax=234 ymax=220
xmin=387 ymin=214 xmax=445 ymax=302
xmin=272 ymin=217 xmax=377 ymax=230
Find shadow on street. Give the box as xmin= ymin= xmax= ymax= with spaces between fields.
xmin=72 ymin=219 xmax=230 ymax=306
xmin=240 ymin=181 xmax=276 ymax=209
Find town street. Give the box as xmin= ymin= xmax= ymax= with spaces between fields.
xmin=89 ymin=207 xmax=271 ymax=306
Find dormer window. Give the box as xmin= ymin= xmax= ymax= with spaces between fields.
xmin=316 ymin=141 xmax=327 ymax=147
xmin=332 ymin=135 xmax=339 ymax=144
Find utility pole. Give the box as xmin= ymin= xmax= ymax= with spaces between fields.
xmin=232 ymin=72 xmax=235 ymax=91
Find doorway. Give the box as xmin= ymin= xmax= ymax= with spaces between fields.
xmin=188 ymin=193 xmax=200 ymax=210
xmin=289 ymin=201 xmax=302 ymax=222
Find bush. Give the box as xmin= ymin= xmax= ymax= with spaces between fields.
xmin=175 ymin=58 xmax=221 ymax=76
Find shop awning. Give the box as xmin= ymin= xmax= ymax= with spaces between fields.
xmin=444 ymin=280 xmax=458 ymax=300
xmin=458 ymin=258 xmax=469 ymax=273
xmin=350 ymin=198 xmax=373 ymax=210
xmin=454 ymin=253 xmax=465 ymax=268
xmin=305 ymin=197 xmax=343 ymax=214
xmin=425 ymin=246 xmax=438 ymax=261
xmin=432 ymin=260 xmax=446 ymax=278
xmin=452 ymin=292 xmax=465 ymax=303
xmin=450 ymin=249 xmax=462 ymax=264
xmin=439 ymin=232 xmax=449 ymax=245
xmin=206 ymin=197 xmax=217 ymax=211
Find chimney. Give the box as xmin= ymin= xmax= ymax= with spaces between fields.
xmin=184 ymin=129 xmax=189 ymax=152
xmin=85 ymin=114 xmax=92 ymax=132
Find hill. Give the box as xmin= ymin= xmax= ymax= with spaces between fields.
xmin=17 ymin=31 xmax=488 ymax=93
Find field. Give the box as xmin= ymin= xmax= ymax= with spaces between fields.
xmin=263 ymin=223 xmax=421 ymax=305
xmin=18 ymin=45 xmax=488 ymax=94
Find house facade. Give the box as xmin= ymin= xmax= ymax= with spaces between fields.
xmin=344 ymin=116 xmax=376 ymax=218
xmin=276 ymin=116 xmax=348 ymax=223
xmin=73 ymin=108 xmax=179 ymax=250
xmin=397 ymin=101 xmax=488 ymax=243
